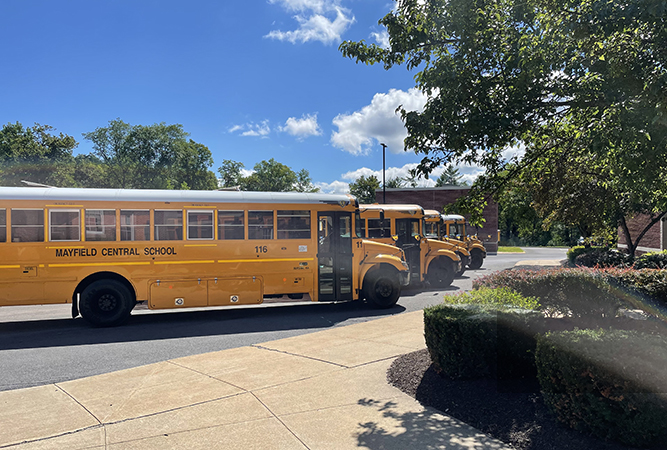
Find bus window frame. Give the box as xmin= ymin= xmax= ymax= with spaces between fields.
xmin=85 ymin=209 xmax=117 ymax=242
xmin=217 ymin=210 xmax=245 ymax=240
xmin=49 ymin=209 xmax=81 ymax=242
xmin=120 ymin=210 xmax=150 ymax=242
xmin=248 ymin=210 xmax=274 ymax=240
xmin=187 ymin=209 xmax=214 ymax=240
xmin=154 ymin=209 xmax=184 ymax=241
xmin=11 ymin=208 xmax=45 ymax=243
xmin=0 ymin=208 xmax=5 ymax=243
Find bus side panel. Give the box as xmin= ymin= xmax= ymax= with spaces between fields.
xmin=208 ymin=277 xmax=263 ymax=306
xmin=150 ymin=280 xmax=208 ymax=309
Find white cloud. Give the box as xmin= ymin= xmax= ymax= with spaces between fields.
xmin=229 ymin=120 xmax=271 ymax=138
xmin=315 ymin=179 xmax=350 ymax=194
xmin=266 ymin=0 xmax=355 ymax=45
xmin=279 ymin=113 xmax=322 ymax=139
xmin=371 ymin=30 xmax=390 ymax=49
xmin=330 ymin=88 xmax=427 ymax=156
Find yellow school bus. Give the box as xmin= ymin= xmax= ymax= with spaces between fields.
xmin=423 ymin=209 xmax=472 ymax=273
xmin=438 ymin=214 xmax=487 ymax=270
xmin=0 ymin=187 xmax=409 ymax=326
xmin=359 ymin=204 xmax=463 ymax=287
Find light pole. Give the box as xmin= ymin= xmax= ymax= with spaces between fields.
xmin=380 ymin=143 xmax=387 ymax=204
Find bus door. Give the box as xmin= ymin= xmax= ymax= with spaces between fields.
xmin=317 ymin=212 xmax=353 ymax=302
xmin=395 ymin=218 xmax=421 ymax=280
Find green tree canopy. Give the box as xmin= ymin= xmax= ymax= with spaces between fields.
xmin=82 ymin=119 xmax=217 ymax=190
xmin=218 ymin=158 xmax=319 ymax=192
xmin=349 ymin=175 xmax=381 ymax=204
xmin=341 ymin=0 xmax=667 ymax=253
xmin=435 ymin=165 xmax=467 ymax=187
xmin=0 ymin=122 xmax=77 ymax=186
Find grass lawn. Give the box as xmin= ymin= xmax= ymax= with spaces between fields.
xmin=498 ymin=246 xmax=525 ymax=253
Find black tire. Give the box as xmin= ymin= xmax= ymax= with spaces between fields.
xmin=427 ymin=258 xmax=455 ymax=288
xmin=469 ymin=249 xmax=484 ymax=270
xmin=455 ymin=252 xmax=466 ymax=277
xmin=363 ymin=270 xmax=400 ymax=308
xmin=79 ymin=279 xmax=134 ymax=327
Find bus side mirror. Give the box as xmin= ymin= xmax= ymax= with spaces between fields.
xmin=379 ymin=211 xmax=385 ymax=222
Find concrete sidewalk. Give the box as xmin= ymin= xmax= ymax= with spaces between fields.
xmin=0 ymin=310 xmax=512 ymax=449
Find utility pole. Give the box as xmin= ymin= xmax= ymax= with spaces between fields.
xmin=380 ymin=143 xmax=387 ymax=204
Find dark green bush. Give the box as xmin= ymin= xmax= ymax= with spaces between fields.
xmin=473 ymin=268 xmax=624 ymax=320
xmin=424 ymin=303 xmax=544 ymax=380
xmin=573 ymin=248 xmax=632 ymax=268
xmin=567 ymin=245 xmax=593 ymax=265
xmin=635 ymin=251 xmax=667 ymax=270
xmin=536 ymin=329 xmax=667 ymax=447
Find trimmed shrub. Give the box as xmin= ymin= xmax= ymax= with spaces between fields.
xmin=424 ymin=303 xmax=544 ymax=380
xmin=573 ymin=248 xmax=632 ymax=268
xmin=473 ymin=268 xmax=624 ymax=320
xmin=567 ymin=245 xmax=592 ymax=265
xmin=442 ymin=287 xmax=540 ymax=310
xmin=536 ymin=329 xmax=667 ymax=447
xmin=635 ymin=250 xmax=667 ymax=270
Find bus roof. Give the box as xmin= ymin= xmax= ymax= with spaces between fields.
xmin=441 ymin=214 xmax=465 ymax=221
xmin=360 ymin=204 xmax=424 ymax=216
xmin=0 ymin=187 xmax=355 ymax=206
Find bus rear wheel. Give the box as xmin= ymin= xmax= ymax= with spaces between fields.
xmin=364 ymin=270 xmax=400 ymax=309
xmin=79 ymin=279 xmax=134 ymax=327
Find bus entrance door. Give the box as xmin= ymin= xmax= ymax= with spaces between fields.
xmin=317 ymin=212 xmax=353 ymax=302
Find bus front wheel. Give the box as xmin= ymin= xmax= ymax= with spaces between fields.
xmin=79 ymin=279 xmax=134 ymax=327
xmin=428 ymin=259 xmax=455 ymax=288
xmin=469 ymin=249 xmax=484 ymax=270
xmin=364 ymin=270 xmax=400 ymax=309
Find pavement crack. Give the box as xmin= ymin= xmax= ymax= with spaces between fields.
xmin=250 ymin=391 xmax=311 ymax=450
xmin=54 ymin=383 xmax=101 ymax=425
xmin=252 ymin=345 xmax=348 ymax=368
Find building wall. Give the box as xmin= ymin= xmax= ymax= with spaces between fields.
xmin=375 ymin=187 xmax=499 ymax=253
xmin=617 ymin=214 xmax=666 ymax=255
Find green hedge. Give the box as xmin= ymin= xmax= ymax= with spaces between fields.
xmin=424 ymin=302 xmax=544 ymax=380
xmin=635 ymin=250 xmax=667 ymax=269
xmin=473 ymin=268 xmax=624 ymax=320
xmin=536 ymin=329 xmax=667 ymax=447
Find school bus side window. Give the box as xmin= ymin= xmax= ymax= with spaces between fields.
xmin=120 ymin=210 xmax=149 ymax=241
xmin=0 ymin=209 xmax=5 ymax=242
xmin=248 ymin=211 xmax=273 ymax=240
xmin=155 ymin=210 xmax=183 ymax=241
xmin=50 ymin=210 xmax=81 ymax=242
xmin=187 ymin=210 xmax=213 ymax=240
xmin=11 ymin=209 xmax=44 ymax=242
xmin=218 ymin=211 xmax=244 ymax=240
xmin=277 ymin=210 xmax=310 ymax=239
xmin=85 ymin=210 xmax=116 ymax=241
xmin=367 ymin=219 xmax=390 ymax=238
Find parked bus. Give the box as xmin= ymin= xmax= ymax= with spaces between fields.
xmin=359 ymin=204 xmax=463 ymax=287
xmin=0 ymin=187 xmax=410 ymax=326
xmin=422 ymin=209 xmax=472 ymax=274
xmin=436 ymin=214 xmax=487 ymax=270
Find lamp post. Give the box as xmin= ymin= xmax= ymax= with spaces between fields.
xmin=380 ymin=143 xmax=387 ymax=204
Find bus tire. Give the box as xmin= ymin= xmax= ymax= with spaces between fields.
xmin=469 ymin=249 xmax=484 ymax=270
xmin=455 ymin=252 xmax=466 ymax=277
xmin=427 ymin=259 xmax=455 ymax=288
xmin=364 ymin=270 xmax=400 ymax=309
xmin=79 ymin=279 xmax=134 ymax=327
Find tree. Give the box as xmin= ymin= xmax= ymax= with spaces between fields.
xmin=218 ymin=159 xmax=244 ymax=189
xmin=219 ymin=158 xmax=319 ymax=192
xmin=0 ymin=122 xmax=77 ymax=186
xmin=435 ymin=165 xmax=467 ymax=187
xmin=385 ymin=177 xmax=406 ymax=189
xmin=340 ymin=0 xmax=667 ymax=253
xmin=349 ymin=175 xmax=380 ymax=204
xmin=82 ymin=119 xmax=217 ymax=189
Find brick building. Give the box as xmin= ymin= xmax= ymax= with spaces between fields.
xmin=618 ymin=214 xmax=667 ymax=255
xmin=374 ymin=187 xmax=499 ymax=253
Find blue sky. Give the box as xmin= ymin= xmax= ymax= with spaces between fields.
xmin=1 ymin=0 xmax=483 ymax=192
